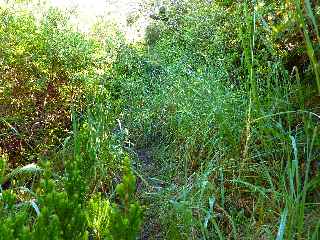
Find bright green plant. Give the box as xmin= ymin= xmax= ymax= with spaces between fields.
xmin=0 ymin=160 xmax=88 ymax=240
xmin=87 ymin=193 xmax=110 ymax=239
xmin=86 ymin=156 xmax=143 ymax=240
xmin=108 ymin=156 xmax=143 ymax=240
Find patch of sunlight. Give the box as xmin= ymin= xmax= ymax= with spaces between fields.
xmin=0 ymin=0 xmax=151 ymax=42
xmin=48 ymin=0 xmax=150 ymax=42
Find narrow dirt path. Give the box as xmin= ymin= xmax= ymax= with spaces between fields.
xmin=133 ymin=147 xmax=165 ymax=240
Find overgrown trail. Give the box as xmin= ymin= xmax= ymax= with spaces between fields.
xmin=1 ymin=0 xmax=320 ymax=239
xmin=134 ymin=148 xmax=162 ymax=239
xmin=122 ymin=6 xmax=242 ymax=237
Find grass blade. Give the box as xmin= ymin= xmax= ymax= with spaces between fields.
xmin=276 ymin=207 xmax=288 ymax=240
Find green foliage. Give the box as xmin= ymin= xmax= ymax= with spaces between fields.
xmin=87 ymin=193 xmax=110 ymax=239
xmin=0 ymin=163 xmax=88 ymax=240
xmin=33 ymin=177 xmax=88 ymax=240
xmin=86 ymin=157 xmax=143 ymax=240
xmin=0 ymin=211 xmax=32 ymax=240
xmin=108 ymin=157 xmax=143 ymax=240
xmin=0 ymin=5 xmax=97 ymax=164
xmin=0 ymin=3 xmax=142 ymax=239
xmin=1 ymin=0 xmax=319 ymax=239
xmin=109 ymin=0 xmax=319 ymax=239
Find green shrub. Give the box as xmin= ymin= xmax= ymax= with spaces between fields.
xmin=0 ymin=162 xmax=88 ymax=240
xmin=108 ymin=157 xmax=143 ymax=240
xmin=0 ymin=6 xmax=97 ymax=165
xmin=87 ymin=157 xmax=143 ymax=240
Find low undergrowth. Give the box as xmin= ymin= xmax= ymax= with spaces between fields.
xmin=0 ymin=0 xmax=319 ymax=239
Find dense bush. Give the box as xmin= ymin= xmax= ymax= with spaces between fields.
xmin=0 ymin=3 xmax=142 ymax=239
xmin=0 ymin=6 xmax=97 ymax=166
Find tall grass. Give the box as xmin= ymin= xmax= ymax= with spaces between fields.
xmin=118 ymin=1 xmax=320 ymax=239
xmin=239 ymin=1 xmax=319 ymax=239
xmin=295 ymin=0 xmax=320 ymax=95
